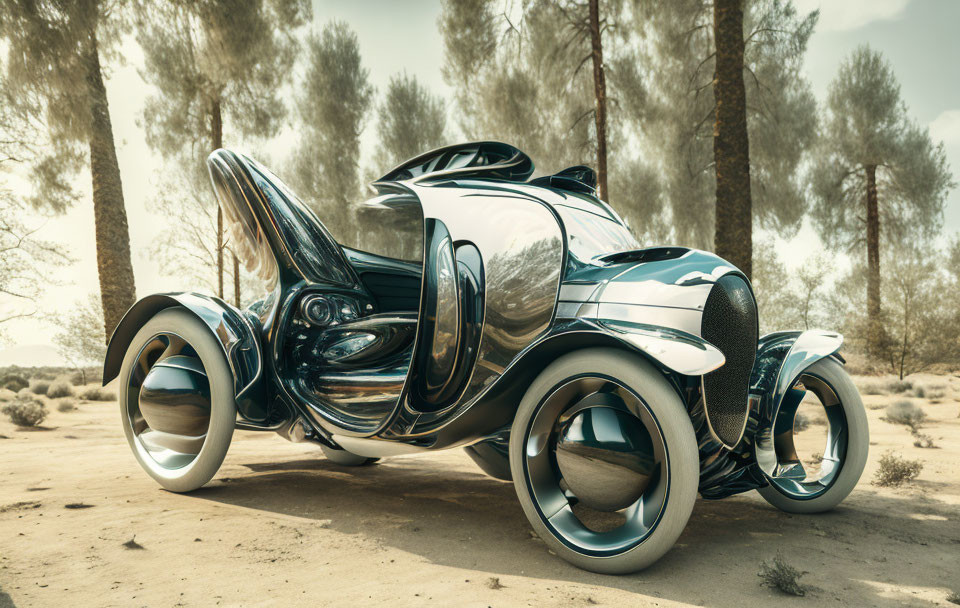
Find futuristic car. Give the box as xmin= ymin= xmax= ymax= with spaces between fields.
xmin=103 ymin=142 xmax=869 ymax=573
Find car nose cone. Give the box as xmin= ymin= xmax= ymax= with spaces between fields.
xmin=555 ymin=406 xmax=658 ymax=512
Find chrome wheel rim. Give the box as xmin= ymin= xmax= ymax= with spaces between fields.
xmin=523 ymin=375 xmax=669 ymax=557
xmin=125 ymin=332 xmax=211 ymax=472
xmin=767 ymin=373 xmax=848 ymax=499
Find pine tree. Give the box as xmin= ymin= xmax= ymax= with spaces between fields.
xmin=290 ymin=21 xmax=374 ymax=244
xmin=136 ymin=0 xmax=309 ymax=306
xmin=809 ymin=46 xmax=953 ymax=355
xmin=0 ymin=0 xmax=136 ymax=339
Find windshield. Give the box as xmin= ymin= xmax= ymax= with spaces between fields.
xmin=553 ymin=194 xmax=640 ymax=263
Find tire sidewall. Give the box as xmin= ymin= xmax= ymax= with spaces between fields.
xmin=509 ymin=348 xmax=699 ymax=574
xmin=757 ymin=357 xmax=869 ymax=513
xmin=118 ymin=308 xmax=237 ymax=493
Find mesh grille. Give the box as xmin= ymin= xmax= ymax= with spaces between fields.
xmin=700 ymin=275 xmax=758 ymax=447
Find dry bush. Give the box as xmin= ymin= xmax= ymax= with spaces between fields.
xmin=882 ymin=400 xmax=927 ymax=431
xmin=912 ymin=433 xmax=937 ymax=449
xmin=0 ymin=373 xmax=28 ymax=392
xmin=80 ymin=387 xmax=116 ymax=402
xmin=911 ymin=382 xmax=947 ymax=401
xmin=947 ymin=590 xmax=960 ymax=605
xmin=758 ymin=553 xmax=806 ymax=596
xmin=873 ymin=451 xmax=923 ymax=487
xmin=793 ymin=412 xmax=810 ymax=433
xmin=2 ymin=398 xmax=49 ymax=427
xmin=885 ymin=378 xmax=914 ymax=394
xmin=46 ymin=379 xmax=75 ymax=399
xmin=56 ymin=398 xmax=78 ymax=413
xmin=29 ymin=379 xmax=50 ymax=395
xmin=855 ymin=378 xmax=886 ymax=395
xmin=0 ymin=388 xmax=14 ymax=402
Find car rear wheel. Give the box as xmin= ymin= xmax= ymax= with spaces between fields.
xmin=118 ymin=308 xmax=236 ymax=493
xmin=509 ymin=348 xmax=699 ymax=574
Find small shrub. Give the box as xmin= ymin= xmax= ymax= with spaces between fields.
xmin=68 ymin=371 xmax=86 ymax=385
xmin=882 ymin=400 xmax=927 ymax=431
xmin=911 ymin=382 xmax=946 ymax=401
xmin=856 ymin=378 xmax=886 ymax=395
xmin=947 ymin=590 xmax=960 ymax=605
xmin=912 ymin=433 xmax=936 ymax=449
xmin=885 ymin=378 xmax=914 ymax=394
xmin=2 ymin=399 xmax=49 ymax=427
xmin=46 ymin=379 xmax=75 ymax=399
xmin=29 ymin=379 xmax=50 ymax=395
xmin=56 ymin=399 xmax=78 ymax=413
xmin=80 ymin=386 xmax=116 ymax=402
xmin=758 ymin=552 xmax=806 ymax=596
xmin=793 ymin=412 xmax=810 ymax=433
xmin=0 ymin=388 xmax=14 ymax=402
xmin=16 ymin=388 xmax=42 ymax=404
xmin=873 ymin=451 xmax=923 ymax=487
xmin=1 ymin=373 xmax=29 ymax=392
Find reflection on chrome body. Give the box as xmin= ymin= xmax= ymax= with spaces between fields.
xmin=106 ymin=141 xmax=865 ymax=567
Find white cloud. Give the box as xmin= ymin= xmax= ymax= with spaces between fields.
xmin=930 ymin=109 xmax=960 ymax=146
xmin=794 ymin=0 xmax=911 ymax=31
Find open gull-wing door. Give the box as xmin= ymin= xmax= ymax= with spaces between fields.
xmin=206 ymin=148 xmax=361 ymax=290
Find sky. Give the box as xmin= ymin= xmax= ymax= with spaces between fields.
xmin=1 ymin=0 xmax=958 ymax=366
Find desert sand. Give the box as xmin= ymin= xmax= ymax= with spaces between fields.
xmin=1 ymin=374 xmax=959 ymax=607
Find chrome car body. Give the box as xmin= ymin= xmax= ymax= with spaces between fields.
xmin=105 ymin=142 xmax=856 ymax=569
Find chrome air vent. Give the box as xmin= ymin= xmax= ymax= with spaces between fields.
xmin=700 ymin=274 xmax=758 ymax=448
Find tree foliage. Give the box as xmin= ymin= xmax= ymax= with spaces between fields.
xmin=809 ymin=46 xmax=952 ymax=249
xmin=630 ymin=0 xmax=819 ymax=249
xmin=809 ymin=46 xmax=953 ymax=354
xmin=0 ymin=0 xmax=137 ymax=339
xmin=52 ymin=293 xmax=107 ymax=377
xmin=374 ymin=73 xmax=447 ymax=170
xmin=290 ymin=21 xmax=374 ymax=244
xmin=137 ymin=0 xmax=309 ymax=302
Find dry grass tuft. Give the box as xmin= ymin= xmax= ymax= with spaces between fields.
xmin=28 ymin=379 xmax=50 ymax=395
xmin=80 ymin=387 xmax=116 ymax=402
xmin=758 ymin=553 xmax=806 ymax=596
xmin=882 ymin=400 xmax=927 ymax=432
xmin=2 ymin=398 xmax=48 ymax=427
xmin=56 ymin=399 xmax=78 ymax=413
xmin=873 ymin=451 xmax=923 ymax=487
xmin=46 ymin=379 xmax=74 ymax=399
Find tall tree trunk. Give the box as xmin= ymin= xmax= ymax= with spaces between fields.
xmin=588 ymin=0 xmax=608 ymax=201
xmin=865 ymin=163 xmax=882 ymax=356
xmin=211 ymin=99 xmax=224 ymax=299
xmin=233 ymin=255 xmax=240 ymax=306
xmin=209 ymin=98 xmax=241 ymax=306
xmin=712 ymin=0 xmax=753 ymax=279
xmin=84 ymin=32 xmax=137 ymax=341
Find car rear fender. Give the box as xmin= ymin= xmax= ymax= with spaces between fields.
xmin=102 ymin=292 xmax=268 ymax=423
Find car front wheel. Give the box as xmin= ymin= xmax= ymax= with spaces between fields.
xmin=509 ymin=348 xmax=699 ymax=574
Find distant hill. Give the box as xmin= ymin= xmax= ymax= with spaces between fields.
xmin=0 ymin=344 xmax=67 ymax=368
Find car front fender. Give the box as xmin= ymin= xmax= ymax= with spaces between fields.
xmin=594 ymin=318 xmax=726 ymax=376
xmin=102 ymin=292 xmax=268 ymax=423
xmin=751 ymin=329 xmax=844 ymax=476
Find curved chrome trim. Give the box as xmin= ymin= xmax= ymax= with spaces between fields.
xmin=597 ymin=320 xmax=725 ymax=376
xmin=755 ymin=330 xmax=843 ymax=476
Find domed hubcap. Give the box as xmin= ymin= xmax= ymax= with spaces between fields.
xmin=524 ymin=376 xmax=668 ymax=556
xmin=126 ymin=333 xmax=211 ymax=470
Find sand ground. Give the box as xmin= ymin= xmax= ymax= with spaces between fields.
xmin=1 ymin=374 xmax=959 ymax=607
